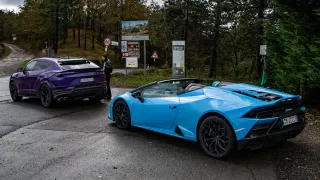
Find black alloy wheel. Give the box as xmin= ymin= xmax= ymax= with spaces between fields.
xmin=40 ymin=84 xmax=53 ymax=108
xmin=9 ymin=81 xmax=22 ymax=102
xmin=198 ymin=116 xmax=236 ymax=159
xmin=113 ymin=100 xmax=131 ymax=129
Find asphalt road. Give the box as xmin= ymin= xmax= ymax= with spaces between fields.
xmin=0 ymin=76 xmax=279 ymax=180
xmin=0 ymin=44 xmax=279 ymax=180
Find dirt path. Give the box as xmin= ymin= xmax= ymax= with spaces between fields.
xmin=0 ymin=43 xmax=34 ymax=75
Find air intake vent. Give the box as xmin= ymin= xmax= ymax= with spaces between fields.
xmin=233 ymin=90 xmax=282 ymax=102
xmin=243 ymin=97 xmax=303 ymax=118
xmin=174 ymin=126 xmax=184 ymax=137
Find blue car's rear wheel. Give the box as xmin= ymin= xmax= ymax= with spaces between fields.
xmin=10 ymin=81 xmax=22 ymax=102
xmin=40 ymin=84 xmax=53 ymax=108
xmin=198 ymin=116 xmax=236 ymax=159
xmin=113 ymin=100 xmax=131 ymax=129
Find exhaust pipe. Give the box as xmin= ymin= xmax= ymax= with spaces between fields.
xmin=57 ymin=97 xmax=68 ymax=101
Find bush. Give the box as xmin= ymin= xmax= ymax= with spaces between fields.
xmin=20 ymin=59 xmax=31 ymax=67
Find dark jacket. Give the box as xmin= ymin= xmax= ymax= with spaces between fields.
xmin=93 ymin=60 xmax=113 ymax=75
xmin=104 ymin=59 xmax=113 ymax=74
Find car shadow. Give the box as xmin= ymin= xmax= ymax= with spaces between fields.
xmin=13 ymin=97 xmax=110 ymax=109
xmin=108 ymin=123 xmax=280 ymax=162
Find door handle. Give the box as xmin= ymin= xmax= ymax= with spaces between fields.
xmin=169 ymin=106 xmax=177 ymax=109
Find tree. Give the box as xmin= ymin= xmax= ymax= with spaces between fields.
xmin=209 ymin=0 xmax=222 ymax=78
xmin=266 ymin=0 xmax=320 ymax=103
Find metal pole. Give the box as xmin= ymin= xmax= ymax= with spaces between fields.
xmin=144 ymin=41 xmax=146 ymax=77
xmin=125 ymin=58 xmax=127 ymax=75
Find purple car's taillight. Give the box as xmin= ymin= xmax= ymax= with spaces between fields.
xmin=55 ymin=71 xmax=75 ymax=77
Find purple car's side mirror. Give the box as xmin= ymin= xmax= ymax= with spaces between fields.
xmin=17 ymin=67 xmax=24 ymax=72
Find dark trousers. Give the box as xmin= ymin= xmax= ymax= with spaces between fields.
xmin=105 ymin=74 xmax=111 ymax=98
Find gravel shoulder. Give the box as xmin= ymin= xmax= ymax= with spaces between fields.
xmin=277 ymin=110 xmax=320 ymax=180
xmin=0 ymin=43 xmax=34 ymax=75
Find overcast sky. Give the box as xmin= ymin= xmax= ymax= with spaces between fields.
xmin=0 ymin=0 xmax=24 ymax=12
xmin=0 ymin=0 xmax=163 ymax=13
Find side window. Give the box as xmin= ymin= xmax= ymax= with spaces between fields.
xmin=24 ymin=61 xmax=37 ymax=71
xmin=142 ymin=82 xmax=178 ymax=98
xmin=33 ymin=61 xmax=51 ymax=71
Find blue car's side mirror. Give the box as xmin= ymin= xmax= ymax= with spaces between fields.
xmin=212 ymin=81 xmax=220 ymax=87
xmin=132 ymin=91 xmax=144 ymax=103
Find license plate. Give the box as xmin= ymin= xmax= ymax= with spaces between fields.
xmin=282 ymin=115 xmax=298 ymax=126
xmin=80 ymin=77 xmax=94 ymax=83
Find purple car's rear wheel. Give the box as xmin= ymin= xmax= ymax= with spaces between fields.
xmin=198 ymin=116 xmax=236 ymax=159
xmin=40 ymin=84 xmax=53 ymax=108
xmin=10 ymin=81 xmax=22 ymax=102
xmin=113 ymin=100 xmax=131 ymax=129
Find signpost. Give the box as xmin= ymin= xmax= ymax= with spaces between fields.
xmin=111 ymin=41 xmax=119 ymax=46
xmin=151 ymin=51 xmax=159 ymax=65
xmin=260 ymin=45 xmax=267 ymax=56
xmin=121 ymin=41 xmax=128 ymax=52
xmin=121 ymin=20 xmax=149 ymax=41
xmin=172 ymin=41 xmax=185 ymax=78
xmin=12 ymin=34 xmax=16 ymax=41
xmin=104 ymin=37 xmax=111 ymax=52
xmin=122 ymin=41 xmax=140 ymax=57
xmin=104 ymin=38 xmax=111 ymax=46
xmin=260 ymin=45 xmax=267 ymax=86
xmin=121 ymin=20 xmax=149 ymax=77
xmin=126 ymin=57 xmax=138 ymax=68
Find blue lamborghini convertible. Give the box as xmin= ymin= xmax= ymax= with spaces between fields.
xmin=108 ymin=78 xmax=306 ymax=159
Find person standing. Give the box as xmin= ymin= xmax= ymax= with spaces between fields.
xmin=101 ymin=53 xmax=113 ymax=100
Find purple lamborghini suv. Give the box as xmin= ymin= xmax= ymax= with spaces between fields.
xmin=9 ymin=57 xmax=106 ymax=107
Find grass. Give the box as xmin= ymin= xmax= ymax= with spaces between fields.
xmin=111 ymin=66 xmax=261 ymax=88
xmin=0 ymin=45 xmax=11 ymax=60
xmin=19 ymin=59 xmax=32 ymax=67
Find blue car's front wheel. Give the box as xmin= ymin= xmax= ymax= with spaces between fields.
xmin=198 ymin=116 xmax=236 ymax=159
xmin=113 ymin=100 xmax=131 ymax=129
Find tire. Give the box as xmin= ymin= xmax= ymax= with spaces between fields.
xmin=198 ymin=116 xmax=236 ymax=159
xmin=89 ymin=96 xmax=103 ymax=103
xmin=40 ymin=84 xmax=53 ymax=108
xmin=9 ymin=81 xmax=22 ymax=102
xmin=113 ymin=100 xmax=131 ymax=129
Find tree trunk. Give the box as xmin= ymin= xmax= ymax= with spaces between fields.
xmin=254 ymin=0 xmax=265 ymax=76
xmin=78 ymin=28 xmax=81 ymax=47
xmin=54 ymin=0 xmax=59 ymax=55
xmin=63 ymin=21 xmax=68 ymax=44
xmin=209 ymin=0 xmax=221 ymax=78
xmin=73 ymin=27 xmax=76 ymax=41
xmin=98 ymin=13 xmax=102 ymax=45
xmin=184 ymin=0 xmax=189 ymax=76
xmin=92 ymin=17 xmax=95 ymax=49
xmin=84 ymin=14 xmax=89 ymax=50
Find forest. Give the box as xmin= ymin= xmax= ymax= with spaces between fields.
xmin=0 ymin=0 xmax=319 ymax=103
